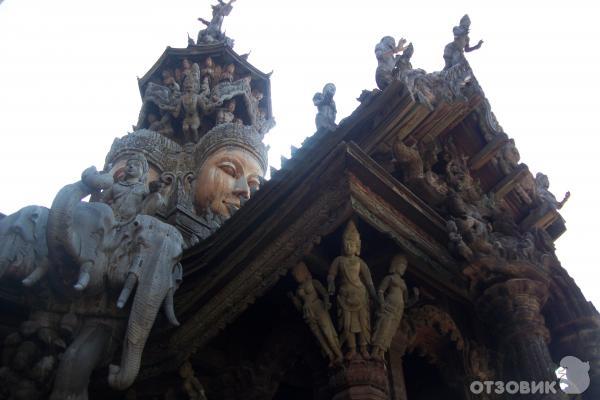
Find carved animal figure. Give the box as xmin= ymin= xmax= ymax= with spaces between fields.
xmin=0 ymin=205 xmax=50 ymax=286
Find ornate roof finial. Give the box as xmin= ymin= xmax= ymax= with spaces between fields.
xmin=196 ymin=0 xmax=237 ymax=47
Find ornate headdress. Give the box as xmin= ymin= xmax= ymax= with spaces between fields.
xmin=453 ymin=14 xmax=471 ymax=37
xmin=105 ymin=129 xmax=184 ymax=173
xmin=342 ymin=220 xmax=361 ymax=243
xmin=193 ymin=123 xmax=268 ymax=173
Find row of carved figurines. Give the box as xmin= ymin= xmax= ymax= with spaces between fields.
xmin=375 ymin=14 xmax=483 ymax=92
xmin=311 ymin=15 xmax=485 ymax=133
xmin=139 ymin=56 xmax=272 ymax=143
xmin=391 ymin=134 xmax=569 ymax=264
xmin=288 ymin=221 xmax=417 ymax=366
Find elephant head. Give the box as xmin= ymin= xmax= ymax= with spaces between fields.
xmin=0 ymin=205 xmax=50 ymax=286
xmin=108 ymin=214 xmax=184 ymax=390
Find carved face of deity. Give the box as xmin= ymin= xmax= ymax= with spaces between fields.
xmin=194 ymin=146 xmax=263 ymax=218
xmin=343 ymin=238 xmax=360 ymax=256
xmin=291 ymin=262 xmax=312 ymax=283
xmin=227 ymin=99 xmax=236 ymax=112
xmin=390 ymin=255 xmax=407 ymax=275
xmin=124 ymin=158 xmax=145 ymax=182
xmin=323 ymin=83 xmax=336 ymax=97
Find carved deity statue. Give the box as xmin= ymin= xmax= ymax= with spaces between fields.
xmin=371 ymin=255 xmax=409 ymax=360
xmin=289 ymin=262 xmax=343 ymax=365
xmin=179 ymin=361 xmax=207 ymax=400
xmin=197 ymin=0 xmax=236 ymax=45
xmin=193 ymin=123 xmax=267 ymax=219
xmin=219 ymin=63 xmax=235 ymax=83
xmin=100 ymin=154 xmax=163 ymax=224
xmin=393 ymin=138 xmax=424 ymax=181
xmin=443 ymin=15 xmax=483 ymax=71
xmin=374 ymin=36 xmax=408 ymax=90
xmin=216 ymin=99 xmax=237 ymax=125
xmin=535 ymin=172 xmax=570 ymax=210
xmin=200 ymin=57 xmax=219 ymax=86
xmin=313 ymin=83 xmax=337 ymax=132
xmin=328 ymin=220 xmax=378 ymax=360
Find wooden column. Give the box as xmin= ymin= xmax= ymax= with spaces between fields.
xmin=329 ymin=359 xmax=390 ymax=400
xmin=477 ymin=278 xmax=563 ymax=399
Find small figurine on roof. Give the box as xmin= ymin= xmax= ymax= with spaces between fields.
xmin=374 ymin=36 xmax=410 ymax=90
xmin=313 ymin=83 xmax=337 ymax=132
xmin=197 ymin=0 xmax=237 ymax=46
xmin=443 ymin=14 xmax=483 ymax=70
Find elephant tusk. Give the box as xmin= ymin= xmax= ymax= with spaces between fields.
xmin=163 ymin=287 xmax=180 ymax=327
xmin=22 ymin=263 xmax=49 ymax=287
xmin=73 ymin=271 xmax=90 ymax=291
xmin=117 ymin=273 xmax=138 ymax=309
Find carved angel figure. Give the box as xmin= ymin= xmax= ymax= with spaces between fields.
xmin=328 ymin=220 xmax=378 ymax=360
xmin=289 ymin=262 xmax=343 ymax=365
xmin=372 ymin=255 xmax=409 ymax=360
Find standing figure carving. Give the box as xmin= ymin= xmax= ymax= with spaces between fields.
xmin=328 ymin=220 xmax=378 ymax=360
xmin=443 ymin=14 xmax=483 ymax=70
xmin=289 ymin=262 xmax=343 ymax=366
xmin=371 ymin=255 xmax=408 ymax=360
xmin=313 ymin=83 xmax=337 ymax=132
xmin=374 ymin=36 xmax=408 ymax=90
xmin=535 ymin=172 xmax=570 ymax=210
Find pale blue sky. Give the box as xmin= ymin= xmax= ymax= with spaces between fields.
xmin=0 ymin=0 xmax=598 ymax=306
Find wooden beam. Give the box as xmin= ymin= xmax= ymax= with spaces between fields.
xmin=491 ymin=164 xmax=529 ymax=200
xmin=469 ymin=134 xmax=508 ymax=170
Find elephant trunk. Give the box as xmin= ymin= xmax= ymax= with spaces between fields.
xmin=108 ymin=216 xmax=183 ymax=390
xmin=108 ymin=273 xmax=170 ymax=390
xmin=108 ymin=225 xmax=181 ymax=390
xmin=47 ymin=180 xmax=92 ymax=266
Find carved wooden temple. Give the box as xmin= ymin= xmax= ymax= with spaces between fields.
xmin=0 ymin=5 xmax=598 ymax=400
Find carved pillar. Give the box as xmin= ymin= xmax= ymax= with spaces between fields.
xmin=387 ymin=332 xmax=409 ymax=400
xmin=328 ymin=359 xmax=389 ymax=400
xmin=476 ymin=278 xmax=562 ymax=399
